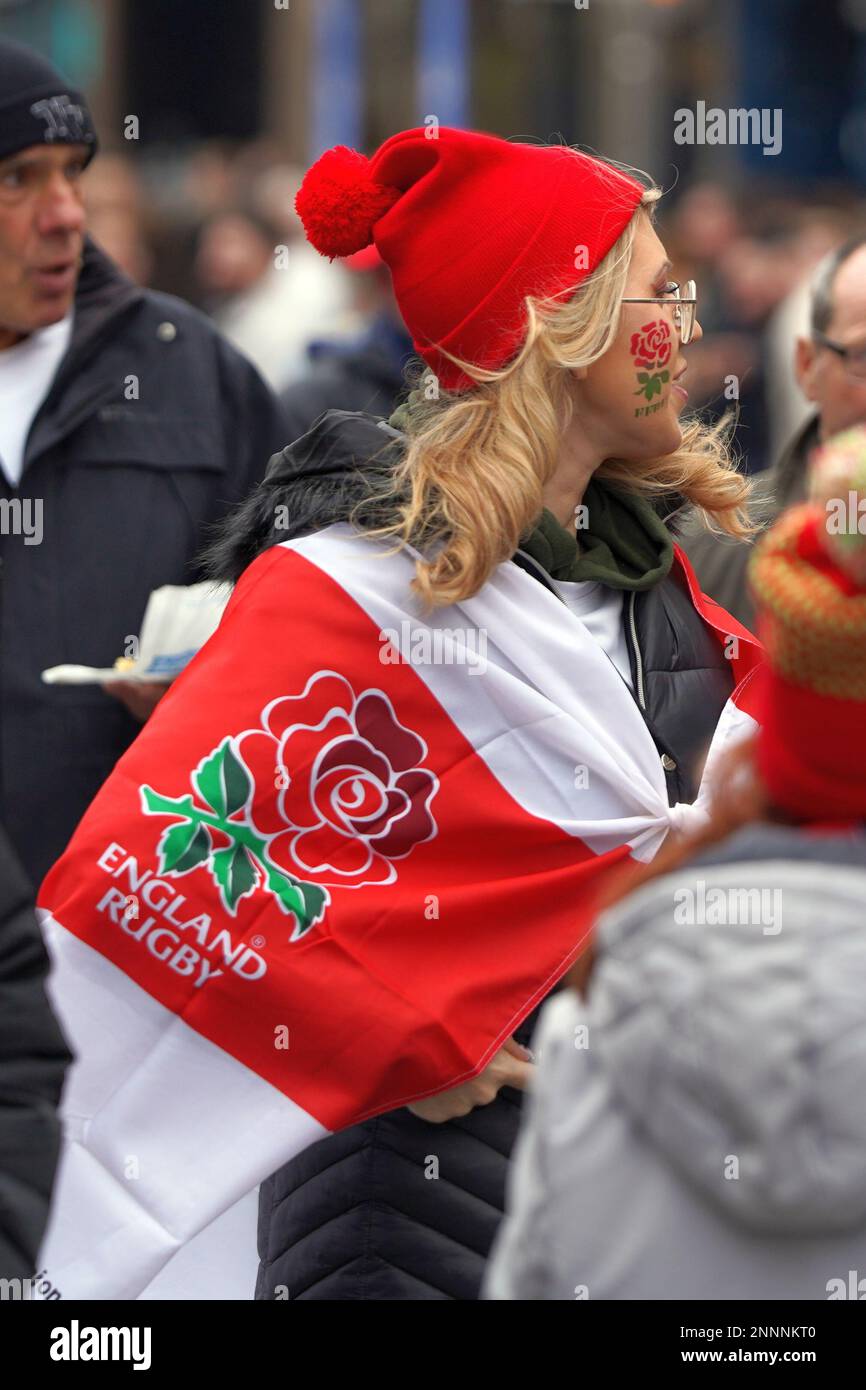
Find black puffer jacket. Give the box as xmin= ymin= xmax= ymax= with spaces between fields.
xmin=206 ymin=410 xmax=736 ymax=1300
xmin=0 ymin=824 xmax=70 ymax=1280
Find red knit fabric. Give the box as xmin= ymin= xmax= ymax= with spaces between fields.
xmin=755 ymin=666 xmax=866 ymax=820
xmin=749 ymin=502 xmax=866 ymax=821
xmin=295 ymin=127 xmax=645 ymax=390
xmin=795 ymin=512 xmax=862 ymax=597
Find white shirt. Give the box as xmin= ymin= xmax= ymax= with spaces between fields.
xmin=550 ymin=578 xmax=633 ymax=690
xmin=0 ymin=312 xmax=73 ymax=487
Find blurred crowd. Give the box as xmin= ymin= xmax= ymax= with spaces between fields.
xmin=84 ymin=140 xmax=411 ymax=417
xmin=86 ymin=141 xmax=866 ymax=476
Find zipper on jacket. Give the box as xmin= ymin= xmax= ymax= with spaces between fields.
xmin=516 ymin=553 xmax=684 ymax=799
xmin=515 ymin=550 xmax=648 ymax=700
xmin=626 ymin=590 xmax=647 ymax=710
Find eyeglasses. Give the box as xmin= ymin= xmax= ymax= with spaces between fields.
xmin=814 ymin=329 xmax=866 ymax=381
xmin=621 ymin=279 xmax=698 ymax=345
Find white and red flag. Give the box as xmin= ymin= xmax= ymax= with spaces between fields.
xmin=36 ymin=524 xmax=761 ymax=1298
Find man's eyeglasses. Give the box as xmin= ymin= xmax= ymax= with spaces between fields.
xmin=814 ymin=329 xmax=866 ymax=381
xmin=621 ymin=279 xmax=698 ymax=345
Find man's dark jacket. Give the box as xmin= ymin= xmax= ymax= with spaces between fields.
xmin=0 ymin=239 xmax=288 ymax=887
xmin=280 ymin=316 xmax=411 ymax=444
xmin=680 ymin=415 xmax=817 ymax=632
xmin=0 ymin=823 xmax=70 ymax=1279
xmin=206 ymin=409 xmax=737 ymax=1301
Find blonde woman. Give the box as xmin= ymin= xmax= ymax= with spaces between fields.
xmin=190 ymin=127 xmax=760 ymax=1301
xmin=36 ymin=124 xmax=771 ymax=1305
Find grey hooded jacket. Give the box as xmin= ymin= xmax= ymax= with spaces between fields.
xmin=485 ymin=822 xmax=866 ymax=1300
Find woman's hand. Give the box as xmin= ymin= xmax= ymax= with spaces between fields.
xmin=407 ymin=1036 xmax=534 ymax=1124
xmin=102 ymin=680 xmax=170 ymax=723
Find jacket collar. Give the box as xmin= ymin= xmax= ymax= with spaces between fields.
xmin=771 ymin=412 xmax=819 ymax=511
xmin=50 ymin=236 xmax=142 ymax=395
xmin=23 ymin=237 xmax=144 ymax=470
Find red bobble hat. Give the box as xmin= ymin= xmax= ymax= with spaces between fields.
xmin=295 ymin=127 xmax=646 ymax=391
xmin=748 ymin=425 xmax=866 ymax=822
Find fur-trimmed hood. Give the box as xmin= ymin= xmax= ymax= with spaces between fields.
xmin=204 ymin=410 xmax=404 ymax=584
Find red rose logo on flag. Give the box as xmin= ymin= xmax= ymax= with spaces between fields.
xmin=237 ymin=672 xmax=439 ymax=889
xmin=140 ymin=671 xmax=439 ymax=940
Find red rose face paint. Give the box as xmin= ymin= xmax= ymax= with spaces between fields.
xmin=631 ymin=318 xmax=672 ymax=417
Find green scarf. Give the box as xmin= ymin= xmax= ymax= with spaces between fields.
xmin=388 ymin=393 xmax=674 ymax=591
xmin=519 ymin=481 xmax=674 ymax=591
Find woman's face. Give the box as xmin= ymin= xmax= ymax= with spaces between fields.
xmin=572 ymin=214 xmax=702 ymax=461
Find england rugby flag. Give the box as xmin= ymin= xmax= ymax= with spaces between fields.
xmin=36 ymin=523 xmax=761 ymax=1298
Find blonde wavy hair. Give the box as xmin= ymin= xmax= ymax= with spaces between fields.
xmin=363 ymin=179 xmax=750 ymax=609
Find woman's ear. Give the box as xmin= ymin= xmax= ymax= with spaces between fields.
xmin=570 ymin=364 xmax=589 ymax=381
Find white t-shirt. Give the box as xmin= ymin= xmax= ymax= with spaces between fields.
xmin=0 ymin=313 xmax=73 ymax=487
xmin=550 ymin=578 xmax=633 ymax=691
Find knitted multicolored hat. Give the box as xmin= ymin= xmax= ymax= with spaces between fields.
xmin=295 ymin=127 xmax=646 ymax=391
xmin=749 ymin=424 xmax=866 ymax=820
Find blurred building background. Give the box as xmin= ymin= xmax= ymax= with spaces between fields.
xmin=3 ymin=0 xmax=866 ymax=466
xmin=5 ymin=0 xmax=866 ymax=180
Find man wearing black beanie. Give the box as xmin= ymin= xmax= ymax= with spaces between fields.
xmin=0 ymin=37 xmax=98 ymax=168
xmin=0 ymin=38 xmax=97 ymax=346
xmin=0 ymin=39 xmax=289 ymax=887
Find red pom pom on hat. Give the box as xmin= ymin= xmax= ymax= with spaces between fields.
xmin=295 ymin=146 xmax=401 ymax=259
